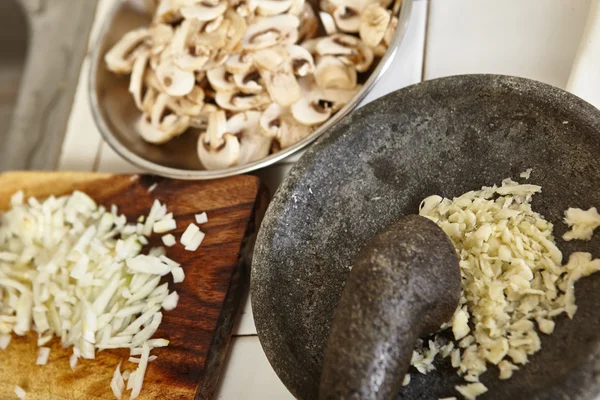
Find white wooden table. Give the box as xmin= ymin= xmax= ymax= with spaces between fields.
xmin=57 ymin=0 xmax=593 ymax=397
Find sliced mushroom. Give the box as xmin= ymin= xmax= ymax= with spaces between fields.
xmin=259 ymin=103 xmax=312 ymax=148
xmin=316 ymin=34 xmax=356 ymax=55
xmin=170 ymin=20 xmax=211 ymax=70
xmin=251 ymin=46 xmax=288 ymax=71
xmin=242 ymin=14 xmax=300 ymax=50
xmin=300 ymin=38 xmax=320 ymax=54
xmin=287 ymin=45 xmax=315 ymax=76
xmin=226 ymin=111 xmax=272 ymax=165
xmin=359 ymin=3 xmax=391 ymax=47
xmin=233 ymin=69 xmax=264 ymax=94
xmin=291 ymin=97 xmax=332 ymax=125
xmin=215 ymin=91 xmax=271 ymax=111
xmin=181 ymin=1 xmax=228 ymax=21
xmin=197 ymin=132 xmax=240 ymax=169
xmin=138 ymin=93 xmax=191 ymax=144
xmin=254 ymin=0 xmax=294 ymax=16
xmin=201 ymin=49 xmax=229 ymax=70
xmin=141 ymin=87 xmax=158 ymax=115
xmin=150 ymin=24 xmax=174 ymax=54
xmin=317 ymin=33 xmax=373 ymax=72
xmin=320 ymin=11 xmax=338 ymax=35
xmin=156 ymin=60 xmax=196 ymax=96
xmin=129 ymin=50 xmax=150 ymax=110
xmin=207 ymin=66 xmax=236 ymax=91
xmin=105 ymin=28 xmax=150 ymax=74
xmin=167 ymin=86 xmax=205 ymax=116
xmin=392 ymin=0 xmax=402 ymax=15
xmin=205 ymin=15 xmax=225 ymax=33
xmin=225 ymin=53 xmax=253 ymax=74
xmin=193 ymin=17 xmax=231 ymax=50
xmin=332 ymin=5 xmax=361 ymax=33
xmin=154 ymin=0 xmax=184 ymax=25
xmin=261 ymin=66 xmax=302 ymax=107
xmin=288 ymin=0 xmax=306 ymax=15
xmin=206 ymin=110 xmax=228 ymax=147
xmin=371 ymin=42 xmax=387 ymax=57
xmin=314 ymin=55 xmax=357 ymax=89
xmin=190 ymin=103 xmax=220 ymax=128
xmin=223 ymin=9 xmax=247 ymax=52
xmin=297 ymin=2 xmax=318 ymax=41
xmin=383 ymin=16 xmax=398 ymax=46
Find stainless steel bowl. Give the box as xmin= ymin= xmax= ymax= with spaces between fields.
xmin=89 ymin=0 xmax=414 ymax=179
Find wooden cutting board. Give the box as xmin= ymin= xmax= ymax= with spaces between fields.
xmin=0 ymin=171 xmax=268 ymax=400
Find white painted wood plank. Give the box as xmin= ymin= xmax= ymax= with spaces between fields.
xmin=214 ymin=336 xmax=294 ymax=400
xmin=58 ymin=0 xmax=117 ymax=171
xmin=425 ymin=0 xmax=591 ymax=89
xmin=280 ymin=0 xmax=428 ymax=163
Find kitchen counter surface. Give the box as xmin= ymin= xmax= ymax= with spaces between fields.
xmin=37 ymin=0 xmax=597 ymax=397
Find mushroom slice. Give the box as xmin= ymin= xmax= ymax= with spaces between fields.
xmin=242 ymin=14 xmax=300 ymax=50
xmin=226 ymin=111 xmax=272 ymax=165
xmin=167 ymin=86 xmax=205 ymax=116
xmin=318 ymin=86 xmax=358 ymax=111
xmin=105 ymin=28 xmax=150 ymax=74
xmin=181 ymin=1 xmax=228 ymax=21
xmin=251 ymin=46 xmax=288 ymax=71
xmin=170 ymin=20 xmax=211 ymax=71
xmin=371 ymin=42 xmax=387 ymax=57
xmin=141 ymin=87 xmax=158 ymax=115
xmin=392 ymin=0 xmax=403 ymax=15
xmin=316 ymin=33 xmax=358 ymax=56
xmin=291 ymin=97 xmax=332 ymax=125
xmin=215 ymin=91 xmax=271 ymax=111
xmin=261 ymin=67 xmax=302 ymax=107
xmin=206 ymin=110 xmax=228 ymax=147
xmin=156 ymin=60 xmax=196 ymax=96
xmin=314 ymin=55 xmax=357 ymax=89
xmin=332 ymin=5 xmax=361 ymax=33
xmin=154 ymin=0 xmax=185 ymax=25
xmin=254 ymin=0 xmax=294 ymax=16
xmin=288 ymin=0 xmax=306 ymax=15
xmin=201 ymin=49 xmax=229 ymax=70
xmin=205 ymin=15 xmax=225 ymax=33
xmin=198 ymin=132 xmax=240 ymax=170
xmin=207 ymin=66 xmax=236 ymax=91
xmin=225 ymin=53 xmax=253 ymax=74
xmin=287 ymin=45 xmax=315 ymax=76
xmin=259 ymin=104 xmax=312 ymax=149
xmin=233 ymin=69 xmax=264 ymax=94
xmin=137 ymin=114 xmax=175 ymax=144
xmin=383 ymin=16 xmax=398 ymax=46
xmin=259 ymin=103 xmax=285 ymax=137
xmin=320 ymin=11 xmax=338 ymax=35
xmin=193 ymin=18 xmax=231 ymax=50
xmin=360 ymin=3 xmax=391 ymax=47
xmin=150 ymin=23 xmax=174 ymax=54
xmin=301 ymin=38 xmax=320 ymax=54
xmin=297 ymin=3 xmax=318 ymax=41
xmin=129 ymin=50 xmax=150 ymax=110
xmin=223 ymin=9 xmax=247 ymax=52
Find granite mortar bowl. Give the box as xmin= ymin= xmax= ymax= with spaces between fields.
xmin=89 ymin=0 xmax=413 ymax=180
xmin=251 ymin=74 xmax=600 ymax=399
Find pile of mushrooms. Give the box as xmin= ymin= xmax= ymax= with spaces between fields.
xmin=105 ymin=0 xmax=401 ymax=170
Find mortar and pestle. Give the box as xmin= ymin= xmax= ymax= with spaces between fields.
xmin=251 ymin=75 xmax=600 ymax=399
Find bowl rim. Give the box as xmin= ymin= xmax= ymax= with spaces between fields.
xmin=89 ymin=0 xmax=415 ymax=180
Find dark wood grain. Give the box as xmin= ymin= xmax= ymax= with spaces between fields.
xmin=0 ymin=171 xmax=266 ymax=400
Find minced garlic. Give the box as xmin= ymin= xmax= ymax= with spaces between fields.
xmin=408 ymin=178 xmax=600 ymax=399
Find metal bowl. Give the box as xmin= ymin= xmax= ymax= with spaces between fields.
xmin=89 ymin=0 xmax=414 ymax=179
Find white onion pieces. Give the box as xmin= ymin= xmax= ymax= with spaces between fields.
xmin=0 ymin=190 xmax=201 ymax=399
xmin=413 ymin=178 xmax=600 ymax=399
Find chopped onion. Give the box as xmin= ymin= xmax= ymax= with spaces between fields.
xmin=161 ymin=234 xmax=176 ymax=247
xmin=195 ymin=212 xmax=208 ymax=224
xmin=162 ymin=292 xmax=179 ymax=311
xmin=0 ymin=191 xmax=192 ymax=400
xmin=171 ymin=267 xmax=185 ymax=283
xmin=180 ymin=224 xmax=199 ymax=246
xmin=111 ymin=362 xmax=125 ymax=400
xmin=36 ymin=347 xmax=51 ymax=365
xmin=14 ymin=385 xmax=26 ymax=399
xmin=0 ymin=334 xmax=11 ymax=350
xmin=184 ymin=231 xmax=205 ymax=251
